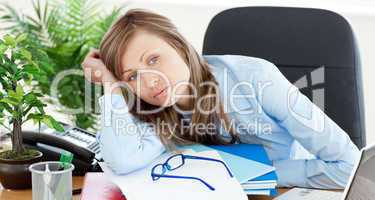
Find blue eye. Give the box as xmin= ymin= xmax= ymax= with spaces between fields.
xmin=148 ymin=56 xmax=159 ymax=65
xmin=128 ymin=73 xmax=138 ymax=81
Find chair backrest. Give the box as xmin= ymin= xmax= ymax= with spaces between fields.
xmin=202 ymin=6 xmax=366 ymax=148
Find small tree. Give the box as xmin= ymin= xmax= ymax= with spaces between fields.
xmin=0 ymin=34 xmax=64 ymax=159
xmin=0 ymin=0 xmax=124 ymax=130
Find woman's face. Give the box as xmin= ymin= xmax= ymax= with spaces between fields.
xmin=120 ymin=30 xmax=191 ymax=108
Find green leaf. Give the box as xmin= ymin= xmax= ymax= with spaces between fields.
xmin=9 ymin=63 xmax=18 ymax=74
xmin=22 ymin=64 xmax=40 ymax=75
xmin=0 ymin=103 xmax=4 ymax=113
xmin=1 ymin=56 xmax=16 ymax=73
xmin=15 ymin=33 xmax=27 ymax=43
xmin=26 ymin=113 xmax=43 ymax=124
xmin=8 ymin=87 xmax=23 ymax=102
xmin=0 ymin=66 xmax=7 ymax=74
xmin=42 ymin=115 xmax=64 ymax=132
xmin=24 ymin=92 xmax=37 ymax=104
xmin=20 ymin=48 xmax=32 ymax=60
xmin=0 ymin=102 xmax=13 ymax=113
xmin=36 ymin=105 xmax=45 ymax=114
xmin=16 ymin=85 xmax=24 ymax=98
xmin=0 ymin=77 xmax=13 ymax=91
xmin=0 ymin=97 xmax=19 ymax=106
xmin=3 ymin=34 xmax=16 ymax=47
xmin=14 ymin=70 xmax=24 ymax=81
xmin=23 ymin=94 xmax=44 ymax=112
xmin=0 ymin=43 xmax=7 ymax=54
xmin=22 ymin=73 xmax=33 ymax=85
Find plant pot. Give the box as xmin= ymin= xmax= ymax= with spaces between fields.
xmin=0 ymin=150 xmax=43 ymax=190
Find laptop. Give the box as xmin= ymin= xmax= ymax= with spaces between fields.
xmin=275 ymin=143 xmax=375 ymax=200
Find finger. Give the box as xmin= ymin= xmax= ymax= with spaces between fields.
xmin=82 ymin=53 xmax=102 ymax=69
xmin=88 ymin=48 xmax=100 ymax=58
xmin=84 ymin=49 xmax=99 ymax=60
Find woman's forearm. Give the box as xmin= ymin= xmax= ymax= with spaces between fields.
xmin=96 ymin=93 xmax=166 ymax=174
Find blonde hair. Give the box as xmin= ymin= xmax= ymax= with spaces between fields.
xmin=99 ymin=8 xmax=239 ymax=149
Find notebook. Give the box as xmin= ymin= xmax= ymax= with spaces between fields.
xmin=99 ymin=150 xmax=248 ymax=200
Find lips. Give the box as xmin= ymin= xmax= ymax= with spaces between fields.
xmin=153 ymin=86 xmax=168 ymax=98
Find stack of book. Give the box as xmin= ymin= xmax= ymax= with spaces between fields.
xmin=187 ymin=144 xmax=279 ymax=196
xmin=218 ymin=144 xmax=278 ymax=196
xmin=241 ymin=171 xmax=278 ymax=196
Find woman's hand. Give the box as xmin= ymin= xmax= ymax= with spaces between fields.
xmin=82 ymin=49 xmax=117 ymax=85
xmin=82 ymin=49 xmax=122 ymax=94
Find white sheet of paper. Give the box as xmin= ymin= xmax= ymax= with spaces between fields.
xmin=99 ymin=150 xmax=248 ymax=200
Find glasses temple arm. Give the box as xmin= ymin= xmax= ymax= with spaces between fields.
xmin=153 ymin=174 xmax=215 ymax=191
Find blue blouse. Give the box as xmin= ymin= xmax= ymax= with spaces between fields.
xmin=96 ymin=54 xmax=360 ymax=189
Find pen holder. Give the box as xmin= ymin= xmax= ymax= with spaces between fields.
xmin=29 ymin=161 xmax=74 ymax=200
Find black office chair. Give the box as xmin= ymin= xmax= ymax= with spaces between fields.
xmin=202 ymin=6 xmax=366 ymax=148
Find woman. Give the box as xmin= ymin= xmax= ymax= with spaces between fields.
xmin=82 ymin=8 xmax=359 ymax=189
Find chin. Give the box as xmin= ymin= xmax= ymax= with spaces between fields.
xmin=158 ymin=99 xmax=175 ymax=108
xmin=158 ymin=97 xmax=179 ymax=108
xmin=145 ymin=98 xmax=173 ymax=108
xmin=144 ymin=92 xmax=182 ymax=108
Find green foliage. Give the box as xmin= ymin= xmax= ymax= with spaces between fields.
xmin=0 ymin=34 xmax=64 ymax=138
xmin=0 ymin=0 xmax=124 ymax=130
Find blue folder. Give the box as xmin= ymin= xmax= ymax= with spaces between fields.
xmin=211 ymin=144 xmax=278 ymax=177
xmin=178 ymin=144 xmax=275 ymax=184
xmin=210 ymin=144 xmax=278 ymax=196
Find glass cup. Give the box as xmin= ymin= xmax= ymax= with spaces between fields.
xmin=29 ymin=161 xmax=74 ymax=200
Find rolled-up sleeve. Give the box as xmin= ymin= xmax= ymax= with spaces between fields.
xmin=96 ymin=94 xmax=166 ymax=175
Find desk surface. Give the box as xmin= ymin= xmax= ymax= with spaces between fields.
xmin=0 ymin=176 xmax=290 ymax=200
xmin=0 ymin=176 xmax=84 ymax=200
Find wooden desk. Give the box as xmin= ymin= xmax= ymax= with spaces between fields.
xmin=250 ymin=189 xmax=289 ymax=200
xmin=0 ymin=176 xmax=84 ymax=200
xmin=0 ymin=176 xmax=288 ymax=200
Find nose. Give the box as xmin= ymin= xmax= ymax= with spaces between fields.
xmin=143 ymin=73 xmax=161 ymax=89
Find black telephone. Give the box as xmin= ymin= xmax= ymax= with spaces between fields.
xmin=23 ymin=123 xmax=103 ymax=176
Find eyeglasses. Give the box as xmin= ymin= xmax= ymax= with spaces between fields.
xmin=150 ymin=153 xmax=233 ymax=191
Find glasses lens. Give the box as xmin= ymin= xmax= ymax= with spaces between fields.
xmin=153 ymin=164 xmax=165 ymax=175
xmin=166 ymin=154 xmax=184 ymax=170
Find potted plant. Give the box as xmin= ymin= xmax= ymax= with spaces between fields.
xmin=0 ymin=34 xmax=64 ymax=189
xmin=0 ymin=0 xmax=124 ymax=130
